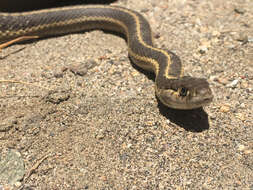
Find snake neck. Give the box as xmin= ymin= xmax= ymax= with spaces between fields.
xmin=154 ymin=50 xmax=183 ymax=88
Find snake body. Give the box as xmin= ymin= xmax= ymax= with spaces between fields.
xmin=0 ymin=5 xmax=213 ymax=109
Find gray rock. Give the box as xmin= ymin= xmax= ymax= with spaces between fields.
xmin=0 ymin=149 xmax=25 ymax=185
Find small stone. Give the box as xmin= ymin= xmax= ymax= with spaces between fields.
xmin=200 ymin=27 xmax=208 ymax=33
xmin=0 ymin=149 xmax=25 ymax=185
xmin=1 ymin=184 xmax=13 ymax=190
xmin=198 ymin=39 xmax=211 ymax=54
xmin=212 ymin=30 xmax=221 ymax=37
xmin=219 ymin=105 xmax=230 ymax=113
xmin=0 ymin=133 xmax=6 ymax=140
xmin=236 ymin=33 xmax=249 ymax=44
xmin=14 ymin=181 xmax=22 ymax=187
xmin=211 ymin=37 xmax=219 ymax=44
xmin=44 ymin=90 xmax=70 ymax=104
xmin=210 ymin=75 xmax=218 ymax=81
xmin=159 ymin=184 xmax=165 ymax=189
xmin=240 ymin=103 xmax=246 ymax=108
xmin=145 ymin=121 xmax=153 ymax=126
xmin=200 ymin=40 xmax=211 ymax=47
xmin=244 ymin=149 xmax=252 ymax=154
xmin=195 ymin=18 xmax=202 ymax=26
xmin=217 ymin=77 xmax=229 ymax=85
xmin=0 ymin=117 xmax=16 ymax=132
xmin=69 ymin=60 xmax=97 ymax=76
xmin=69 ymin=65 xmax=88 ymax=76
xmin=140 ymin=8 xmax=149 ymax=13
xmin=248 ymin=37 xmax=253 ymax=42
xmin=193 ymin=53 xmax=201 ymax=59
xmin=53 ymin=70 xmax=64 ymax=78
xmin=237 ymin=144 xmax=245 ymax=151
xmin=209 ymin=112 xmax=216 ymax=120
xmin=154 ymin=32 xmax=161 ymax=39
xmin=240 ymin=81 xmax=249 ymax=89
xmin=236 ymin=113 xmax=245 ymax=121
xmin=226 ymin=79 xmax=239 ymax=88
xmin=234 ymin=7 xmax=246 ymax=14
xmin=100 ymin=175 xmax=107 ymax=181
xmin=131 ymin=71 xmax=139 ymax=77
xmin=224 ymin=41 xmax=236 ymax=49
xmin=61 ymin=67 xmax=68 ymax=72
xmin=96 ymin=129 xmax=106 ymax=140
xmin=198 ymin=45 xmax=208 ymax=54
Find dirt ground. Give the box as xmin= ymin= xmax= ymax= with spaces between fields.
xmin=0 ymin=0 xmax=252 ymax=189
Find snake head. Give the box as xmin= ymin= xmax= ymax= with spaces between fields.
xmin=155 ymin=76 xmax=213 ymax=110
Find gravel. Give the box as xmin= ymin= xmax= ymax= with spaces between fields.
xmin=0 ymin=0 xmax=252 ymax=189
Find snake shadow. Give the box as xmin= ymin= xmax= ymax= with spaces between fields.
xmin=157 ymin=101 xmax=210 ymax=132
xmin=130 ymin=58 xmax=210 ymax=133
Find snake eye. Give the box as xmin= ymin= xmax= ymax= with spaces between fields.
xmin=179 ymin=87 xmax=188 ymax=97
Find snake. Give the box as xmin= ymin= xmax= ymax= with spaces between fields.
xmin=0 ymin=5 xmax=213 ymax=109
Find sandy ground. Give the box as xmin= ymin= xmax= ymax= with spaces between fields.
xmin=0 ymin=0 xmax=252 ymax=189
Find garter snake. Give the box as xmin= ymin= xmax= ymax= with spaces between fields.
xmin=0 ymin=5 xmax=213 ymax=109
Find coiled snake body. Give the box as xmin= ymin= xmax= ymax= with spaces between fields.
xmin=0 ymin=5 xmax=213 ymax=109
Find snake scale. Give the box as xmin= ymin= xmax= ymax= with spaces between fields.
xmin=0 ymin=5 xmax=213 ymax=109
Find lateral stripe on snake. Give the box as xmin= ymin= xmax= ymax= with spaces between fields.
xmin=0 ymin=5 xmax=213 ymax=109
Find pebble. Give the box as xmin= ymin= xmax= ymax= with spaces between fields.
xmin=140 ymin=8 xmax=149 ymax=13
xmin=239 ymin=103 xmax=246 ymax=108
xmin=131 ymin=71 xmax=140 ymax=77
xmin=211 ymin=37 xmax=219 ymax=44
xmin=212 ymin=30 xmax=221 ymax=37
xmin=226 ymin=79 xmax=239 ymax=88
xmin=14 ymin=182 xmax=22 ymax=188
xmin=0 ymin=185 xmax=13 ymax=190
xmin=154 ymin=32 xmax=161 ymax=39
xmin=44 ymin=90 xmax=70 ymax=104
xmin=0 ymin=117 xmax=17 ymax=132
xmin=248 ymin=37 xmax=253 ymax=42
xmin=194 ymin=18 xmax=201 ymax=26
xmin=69 ymin=65 xmax=88 ymax=76
xmin=219 ymin=105 xmax=230 ymax=113
xmin=53 ymin=70 xmax=64 ymax=78
xmin=235 ymin=113 xmax=246 ymax=121
xmin=240 ymin=81 xmax=249 ymax=89
xmin=198 ymin=39 xmax=211 ymax=54
xmin=217 ymin=77 xmax=230 ymax=85
xmin=244 ymin=149 xmax=252 ymax=154
xmin=237 ymin=144 xmax=245 ymax=151
xmin=95 ymin=129 xmax=106 ymax=140
xmin=236 ymin=33 xmax=249 ymax=43
xmin=198 ymin=46 xmax=208 ymax=54
xmin=200 ymin=38 xmax=211 ymax=47
xmin=0 ymin=149 xmax=25 ymax=185
xmin=234 ymin=7 xmax=246 ymax=14
xmin=210 ymin=75 xmax=218 ymax=81
xmin=69 ymin=59 xmax=97 ymax=76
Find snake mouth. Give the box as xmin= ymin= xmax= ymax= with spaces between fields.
xmin=190 ymin=94 xmax=213 ymax=109
xmin=157 ymin=89 xmax=213 ymax=110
